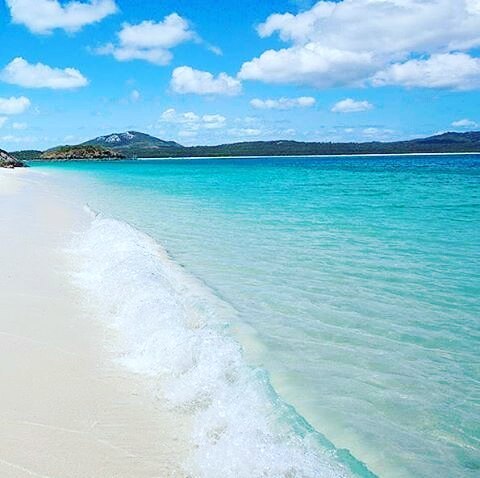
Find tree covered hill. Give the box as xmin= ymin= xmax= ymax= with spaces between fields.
xmin=81 ymin=131 xmax=181 ymax=156
xmin=9 ymin=130 xmax=480 ymax=160
xmin=41 ymin=145 xmax=125 ymax=160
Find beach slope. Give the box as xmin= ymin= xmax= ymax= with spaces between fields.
xmin=0 ymin=170 xmax=189 ymax=478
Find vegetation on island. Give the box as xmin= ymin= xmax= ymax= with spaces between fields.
xmin=9 ymin=130 xmax=480 ymax=161
xmin=144 ymin=132 xmax=480 ymax=158
xmin=40 ymin=145 xmax=126 ymax=160
xmin=10 ymin=150 xmax=42 ymax=161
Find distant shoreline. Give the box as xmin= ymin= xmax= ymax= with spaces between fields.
xmin=11 ymin=129 xmax=480 ymax=162
xmin=26 ymin=150 xmax=480 ymax=163
xmin=136 ymin=151 xmax=480 ymax=160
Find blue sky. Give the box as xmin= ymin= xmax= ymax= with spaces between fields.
xmin=0 ymin=0 xmax=479 ymax=150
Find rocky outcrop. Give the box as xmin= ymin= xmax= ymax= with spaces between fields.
xmin=0 ymin=149 xmax=26 ymax=168
xmin=41 ymin=145 xmax=125 ymax=160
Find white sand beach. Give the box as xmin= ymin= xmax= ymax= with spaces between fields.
xmin=0 ymin=169 xmax=190 ymax=478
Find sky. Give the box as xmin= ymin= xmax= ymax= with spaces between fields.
xmin=0 ymin=0 xmax=480 ymax=150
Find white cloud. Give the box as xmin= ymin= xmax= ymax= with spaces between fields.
xmin=6 ymin=0 xmax=117 ymax=34
xmin=372 ymin=53 xmax=480 ymax=90
xmin=331 ymin=98 xmax=373 ymax=113
xmin=160 ymin=112 xmax=301 ymax=143
xmin=171 ymin=66 xmax=241 ymax=96
xmin=239 ymin=1 xmax=480 ymax=89
xmin=239 ymin=44 xmax=375 ymax=88
xmin=0 ymin=117 xmax=7 ymax=128
xmin=0 ymin=96 xmax=31 ymax=115
xmin=362 ymin=127 xmax=394 ymax=139
xmin=202 ymin=114 xmax=227 ymax=129
xmin=158 ymin=108 xmax=228 ymax=144
xmin=12 ymin=122 xmax=28 ymax=130
xmin=228 ymin=128 xmax=263 ymax=138
xmin=130 ymin=89 xmax=140 ymax=102
xmin=250 ymin=96 xmax=315 ymax=109
xmin=257 ymin=0 xmax=480 ymax=53
xmin=468 ymin=0 xmax=480 ymax=14
xmin=452 ymin=118 xmax=478 ymax=128
xmin=178 ymin=130 xmax=198 ymax=138
xmin=1 ymin=57 xmax=88 ymax=89
xmin=160 ymin=108 xmax=227 ymax=130
xmin=207 ymin=45 xmax=223 ymax=56
xmin=161 ymin=108 xmax=199 ymax=124
xmin=96 ymin=14 xmax=195 ymax=65
xmin=0 ymin=134 xmax=36 ymax=144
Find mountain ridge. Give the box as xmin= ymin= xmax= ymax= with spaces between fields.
xmin=82 ymin=130 xmax=182 ymax=151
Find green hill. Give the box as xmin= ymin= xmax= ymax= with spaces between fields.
xmin=9 ymin=150 xmax=42 ymax=161
xmin=81 ymin=131 xmax=182 ymax=157
xmin=41 ymin=145 xmax=125 ymax=160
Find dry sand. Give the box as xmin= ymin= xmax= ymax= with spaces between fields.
xmin=0 ymin=169 xmax=190 ymax=478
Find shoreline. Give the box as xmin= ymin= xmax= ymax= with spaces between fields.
xmin=138 ymin=150 xmax=480 ymax=159
xmin=0 ymin=169 xmax=191 ymax=477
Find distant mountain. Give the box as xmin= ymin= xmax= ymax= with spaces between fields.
xmin=10 ymin=130 xmax=480 ymax=161
xmin=82 ymin=131 xmax=182 ymax=156
xmin=166 ymin=131 xmax=480 ymax=158
xmin=405 ymin=131 xmax=480 ymax=145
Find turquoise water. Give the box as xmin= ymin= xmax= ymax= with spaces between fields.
xmin=35 ymin=155 xmax=480 ymax=477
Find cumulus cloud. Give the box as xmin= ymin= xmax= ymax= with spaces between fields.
xmin=250 ymin=96 xmax=315 ymax=109
xmin=96 ymin=14 xmax=196 ymax=65
xmin=0 ymin=96 xmax=31 ymax=115
xmin=331 ymin=98 xmax=373 ymax=113
xmin=372 ymin=53 xmax=480 ymax=90
xmin=160 ymin=108 xmax=227 ymax=130
xmin=239 ymin=0 xmax=480 ymax=90
xmin=202 ymin=114 xmax=227 ymax=129
xmin=452 ymin=118 xmax=478 ymax=128
xmin=158 ymin=108 xmax=227 ymax=144
xmin=171 ymin=66 xmax=241 ymax=96
xmin=239 ymin=44 xmax=376 ymax=88
xmin=6 ymin=0 xmax=117 ymax=34
xmin=1 ymin=57 xmax=88 ymax=89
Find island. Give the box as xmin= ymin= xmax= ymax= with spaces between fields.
xmin=40 ymin=145 xmax=126 ymax=160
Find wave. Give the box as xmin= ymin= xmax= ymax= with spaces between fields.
xmin=71 ymin=209 xmax=354 ymax=478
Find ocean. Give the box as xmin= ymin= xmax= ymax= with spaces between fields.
xmin=33 ymin=155 xmax=480 ymax=478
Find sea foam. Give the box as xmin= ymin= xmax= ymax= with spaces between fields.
xmin=72 ymin=211 xmax=349 ymax=478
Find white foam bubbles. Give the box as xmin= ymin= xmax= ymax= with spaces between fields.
xmin=71 ymin=213 xmax=349 ymax=478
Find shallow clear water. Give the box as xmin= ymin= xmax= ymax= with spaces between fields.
xmin=35 ymin=155 xmax=480 ymax=478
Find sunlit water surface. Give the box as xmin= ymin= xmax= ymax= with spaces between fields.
xmin=35 ymin=155 xmax=480 ymax=478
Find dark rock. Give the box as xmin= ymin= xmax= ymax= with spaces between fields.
xmin=0 ymin=149 xmax=27 ymax=168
